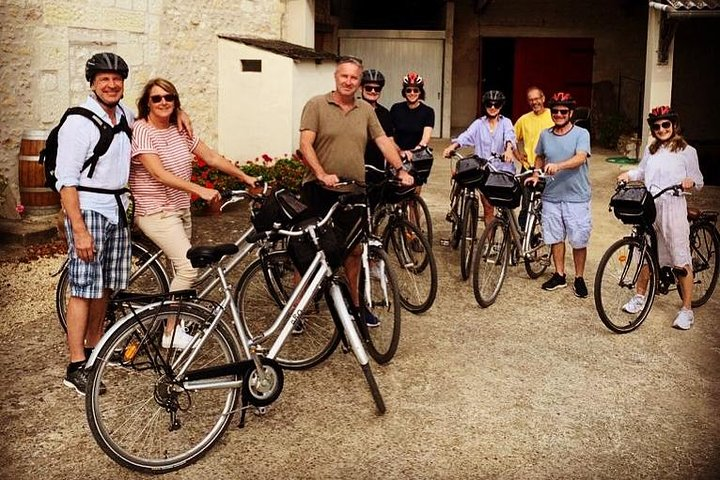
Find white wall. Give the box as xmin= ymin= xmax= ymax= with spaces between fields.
xmin=218 ymin=40 xmax=335 ymax=163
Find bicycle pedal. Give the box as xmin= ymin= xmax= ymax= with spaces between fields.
xmin=253 ymin=406 xmax=269 ymax=416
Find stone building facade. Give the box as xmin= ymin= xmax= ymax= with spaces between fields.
xmin=0 ymin=0 xmax=306 ymax=218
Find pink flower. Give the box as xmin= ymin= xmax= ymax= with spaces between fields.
xmin=262 ymin=154 xmax=273 ymax=163
xmin=16 ymin=204 xmax=25 ymax=214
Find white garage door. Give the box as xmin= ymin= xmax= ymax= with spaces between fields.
xmin=339 ymin=31 xmax=445 ymax=134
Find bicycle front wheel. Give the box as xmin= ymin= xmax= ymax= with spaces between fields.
xmin=460 ymin=198 xmax=479 ymax=281
xmin=384 ymin=219 xmax=438 ymax=314
xmin=358 ymin=246 xmax=401 ymax=364
xmin=405 ymin=194 xmax=433 ymax=246
xmin=684 ymin=222 xmax=719 ymax=307
xmin=234 ymin=250 xmax=339 ymax=370
xmin=523 ymin=213 xmax=550 ymax=279
xmin=86 ymin=304 xmax=241 ymax=473
xmin=472 ymin=219 xmax=509 ymax=308
xmin=56 ymin=241 xmax=170 ymax=333
xmin=594 ymin=238 xmax=657 ymax=333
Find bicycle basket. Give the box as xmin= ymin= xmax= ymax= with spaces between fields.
xmin=409 ymin=147 xmax=434 ymax=185
xmin=251 ymin=188 xmax=308 ymax=232
xmin=287 ymin=218 xmax=344 ymax=273
xmin=479 ymin=171 xmax=521 ymax=208
xmin=610 ymin=184 xmax=656 ymax=225
xmin=455 ymin=155 xmax=487 ymax=188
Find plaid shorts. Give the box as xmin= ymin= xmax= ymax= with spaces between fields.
xmin=64 ymin=210 xmax=131 ymax=298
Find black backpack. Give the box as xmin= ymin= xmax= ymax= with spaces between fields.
xmin=39 ymin=106 xmax=132 ymax=192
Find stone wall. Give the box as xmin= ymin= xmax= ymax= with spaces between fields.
xmin=0 ymin=0 xmax=287 ymax=218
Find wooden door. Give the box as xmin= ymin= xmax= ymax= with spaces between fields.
xmin=512 ymin=38 xmax=594 ymax=121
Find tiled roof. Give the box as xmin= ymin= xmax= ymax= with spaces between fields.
xmin=218 ymin=36 xmax=337 ymax=62
xmin=663 ymin=0 xmax=720 ymax=9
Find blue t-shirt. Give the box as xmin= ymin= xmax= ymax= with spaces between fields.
xmin=536 ymin=125 xmax=591 ymax=203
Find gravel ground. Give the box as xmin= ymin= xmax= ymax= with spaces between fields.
xmin=0 ymin=142 xmax=719 ymax=479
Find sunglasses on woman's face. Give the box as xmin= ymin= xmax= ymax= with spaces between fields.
xmin=150 ymin=94 xmax=176 ymax=104
xmin=405 ymin=88 xmax=420 ymax=94
xmin=484 ymin=101 xmax=502 ymax=109
xmin=651 ymin=120 xmax=673 ymax=131
xmin=363 ymin=85 xmax=382 ymax=93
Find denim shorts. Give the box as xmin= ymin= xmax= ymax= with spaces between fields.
xmin=542 ymin=200 xmax=592 ymax=249
xmin=65 ymin=210 xmax=131 ymax=298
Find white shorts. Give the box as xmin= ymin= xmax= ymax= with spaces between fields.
xmin=542 ymin=200 xmax=592 ymax=249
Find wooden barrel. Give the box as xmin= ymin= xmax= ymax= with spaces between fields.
xmin=18 ymin=130 xmax=61 ymax=214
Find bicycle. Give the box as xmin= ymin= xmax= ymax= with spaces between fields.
xmin=444 ymin=153 xmax=487 ymax=280
xmin=371 ymin=169 xmax=438 ymax=314
xmin=54 ymin=186 xmax=272 ymax=332
xmin=235 ymin=179 xmax=402 ymax=366
xmin=594 ymin=182 xmax=719 ymax=333
xmin=472 ymin=168 xmax=551 ymax=307
xmin=401 ymin=146 xmax=435 ymax=245
xmin=84 ymin=195 xmax=387 ymax=473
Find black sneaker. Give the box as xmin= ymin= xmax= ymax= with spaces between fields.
xmin=63 ymin=367 xmax=89 ymax=396
xmin=541 ymin=272 xmax=567 ymax=291
xmin=573 ymin=277 xmax=588 ymax=298
xmin=364 ymin=310 xmax=380 ymax=328
xmin=64 ymin=366 xmax=106 ymax=396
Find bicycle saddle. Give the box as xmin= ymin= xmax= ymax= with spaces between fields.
xmin=187 ymin=244 xmax=239 ymax=268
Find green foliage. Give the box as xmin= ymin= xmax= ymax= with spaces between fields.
xmin=191 ymin=153 xmax=306 ymax=209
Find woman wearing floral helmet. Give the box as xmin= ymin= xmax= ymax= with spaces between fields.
xmin=617 ymin=106 xmax=704 ymax=330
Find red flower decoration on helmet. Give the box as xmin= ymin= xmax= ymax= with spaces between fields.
xmin=548 ymin=92 xmax=576 ymax=109
xmin=403 ymin=72 xmax=424 ymax=88
xmin=647 ymin=105 xmax=678 ymax=126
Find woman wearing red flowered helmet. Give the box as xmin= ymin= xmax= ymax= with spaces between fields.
xmin=391 ymin=71 xmax=435 ymax=154
xmin=617 ymin=105 xmax=704 ymax=330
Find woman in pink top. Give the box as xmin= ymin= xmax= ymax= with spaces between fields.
xmin=130 ymin=77 xmax=255 ymax=349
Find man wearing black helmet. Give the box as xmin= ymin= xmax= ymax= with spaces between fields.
xmin=56 ymin=53 xmax=192 ymax=395
xmin=528 ymin=92 xmax=592 ymax=298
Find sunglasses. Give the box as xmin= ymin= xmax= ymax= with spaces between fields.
xmin=550 ymin=108 xmax=570 ymax=115
xmin=651 ymin=120 xmax=673 ymax=131
xmin=363 ymin=85 xmax=382 ymax=93
xmin=484 ymin=101 xmax=502 ymax=109
xmin=405 ymin=87 xmax=420 ymax=94
xmin=150 ymin=94 xmax=176 ymax=104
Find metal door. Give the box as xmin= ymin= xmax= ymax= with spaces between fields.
xmin=339 ymin=33 xmax=445 ymax=133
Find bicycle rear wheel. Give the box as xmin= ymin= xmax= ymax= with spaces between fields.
xmin=86 ymin=304 xmax=241 ymax=473
xmin=472 ymin=219 xmax=509 ymax=308
xmin=523 ymin=213 xmax=550 ymax=279
xmin=683 ymin=222 xmax=719 ymax=307
xmin=594 ymin=238 xmax=657 ymax=333
xmin=234 ymin=250 xmax=339 ymax=370
xmin=460 ymin=198 xmax=479 ymax=281
xmin=358 ymin=246 xmax=401 ymax=364
xmin=384 ymin=219 xmax=438 ymax=313
xmin=56 ymin=241 xmax=170 ymax=333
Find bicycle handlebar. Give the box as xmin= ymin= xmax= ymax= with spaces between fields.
xmin=615 ymin=181 xmax=688 ymax=199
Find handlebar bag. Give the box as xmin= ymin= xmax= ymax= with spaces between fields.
xmin=455 ymin=155 xmax=487 ymax=188
xmin=480 ymin=171 xmax=521 ymax=208
xmin=381 ymin=182 xmax=416 ymax=204
xmin=410 ymin=148 xmax=434 ymax=185
xmin=610 ymin=185 xmax=656 ymax=225
xmin=251 ymin=188 xmax=308 ymax=233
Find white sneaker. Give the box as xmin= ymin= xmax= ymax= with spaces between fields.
xmin=672 ymin=308 xmax=694 ymax=330
xmin=622 ymin=294 xmax=646 ymax=314
xmin=161 ymin=324 xmax=195 ymax=349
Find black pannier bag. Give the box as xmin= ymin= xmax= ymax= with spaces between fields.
xmin=455 ymin=155 xmax=487 ymax=188
xmin=409 ymin=147 xmax=434 ymax=185
xmin=251 ymin=188 xmax=308 ymax=232
xmin=479 ymin=171 xmax=521 ymax=208
xmin=610 ymin=184 xmax=656 ymax=225
xmin=382 ymin=182 xmax=416 ymax=204
xmin=287 ymin=218 xmax=343 ymax=273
